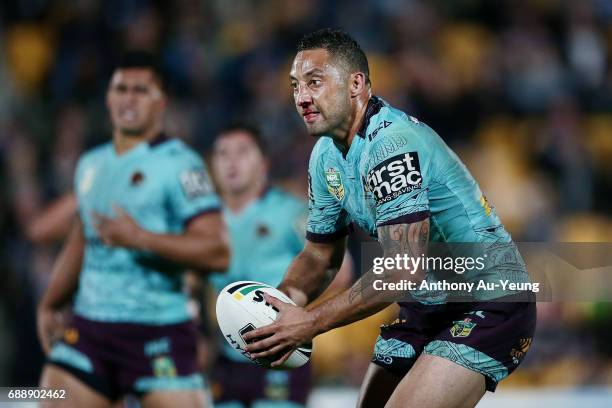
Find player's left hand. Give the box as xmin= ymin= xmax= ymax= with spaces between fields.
xmin=93 ymin=205 xmax=145 ymax=249
xmin=243 ymin=293 xmax=318 ymax=367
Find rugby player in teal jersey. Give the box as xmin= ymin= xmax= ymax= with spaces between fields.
xmin=37 ymin=52 xmax=230 ymax=408
xmin=243 ymin=29 xmax=536 ymax=408
xmin=207 ymin=124 xmax=313 ymax=408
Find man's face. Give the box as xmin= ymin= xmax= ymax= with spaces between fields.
xmin=212 ymin=131 xmax=267 ymax=195
xmin=106 ymin=68 xmax=165 ymax=136
xmin=290 ymin=49 xmax=352 ymax=136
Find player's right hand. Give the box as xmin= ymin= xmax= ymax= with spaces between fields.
xmin=36 ymin=306 xmax=64 ymax=355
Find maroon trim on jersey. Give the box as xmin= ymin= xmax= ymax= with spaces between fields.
xmin=306 ymin=226 xmax=349 ymax=243
xmin=184 ymin=207 xmax=222 ymax=227
xmin=258 ymin=184 xmax=272 ymax=199
xmin=357 ymin=96 xmax=385 ymax=138
xmin=377 ymin=210 xmax=430 ymax=227
xmin=148 ymin=133 xmax=171 ymax=147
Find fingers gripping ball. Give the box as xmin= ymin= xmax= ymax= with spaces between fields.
xmin=216 ymin=281 xmax=312 ymax=369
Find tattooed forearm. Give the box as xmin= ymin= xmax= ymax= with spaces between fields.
xmin=311 ymin=219 xmax=431 ymax=332
xmin=348 ymin=267 xmax=377 ymax=303
xmin=348 ymin=219 xmax=430 ymax=304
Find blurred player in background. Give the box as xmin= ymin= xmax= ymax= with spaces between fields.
xmin=37 ymin=52 xmax=230 ymax=408
xmin=207 ymin=123 xmax=351 ymax=407
xmin=244 ymin=29 xmax=536 ymax=408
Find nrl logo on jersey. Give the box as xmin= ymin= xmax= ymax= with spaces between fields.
xmin=325 ymin=167 xmax=345 ymax=200
xmin=366 ymin=152 xmax=422 ymax=204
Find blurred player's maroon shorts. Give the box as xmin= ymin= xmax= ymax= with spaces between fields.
xmin=372 ymin=292 xmax=536 ymax=392
xmin=210 ymin=355 xmax=311 ymax=407
xmin=47 ymin=315 xmax=203 ymax=400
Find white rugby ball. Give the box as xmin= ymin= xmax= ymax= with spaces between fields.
xmin=216 ymin=281 xmax=312 ymax=369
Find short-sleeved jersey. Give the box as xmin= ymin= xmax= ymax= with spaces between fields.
xmin=307 ymin=97 xmax=529 ymax=302
xmin=74 ymin=136 xmax=221 ymax=324
xmin=209 ymin=187 xmax=307 ymax=361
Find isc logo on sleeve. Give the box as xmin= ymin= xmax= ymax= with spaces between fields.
xmin=366 ymin=152 xmax=422 ymax=204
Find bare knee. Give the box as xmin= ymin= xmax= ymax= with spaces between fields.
xmin=40 ymin=364 xmax=112 ymax=408
xmin=385 ymin=355 xmax=485 ymax=408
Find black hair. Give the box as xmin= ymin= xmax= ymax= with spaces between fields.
xmin=115 ymin=51 xmax=166 ymax=90
xmin=297 ymin=28 xmax=370 ymax=85
xmin=217 ymin=122 xmax=267 ymax=155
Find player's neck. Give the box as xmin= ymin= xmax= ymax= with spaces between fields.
xmin=224 ymin=179 xmax=267 ymax=213
xmin=331 ymin=96 xmax=369 ymax=156
xmin=112 ymin=126 xmax=161 ymax=155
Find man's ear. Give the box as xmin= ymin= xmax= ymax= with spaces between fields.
xmin=349 ymin=72 xmax=367 ymax=98
xmin=152 ymin=85 xmax=168 ymax=112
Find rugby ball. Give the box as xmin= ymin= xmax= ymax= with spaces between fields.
xmin=216 ymin=281 xmax=312 ymax=369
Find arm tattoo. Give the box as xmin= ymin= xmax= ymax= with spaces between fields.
xmin=348 ymin=219 xmax=430 ymax=304
xmin=379 ymin=221 xmax=429 ymax=257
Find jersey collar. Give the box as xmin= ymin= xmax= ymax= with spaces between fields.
xmin=356 ymin=96 xmax=385 ymax=138
xmin=148 ymin=132 xmax=171 ymax=148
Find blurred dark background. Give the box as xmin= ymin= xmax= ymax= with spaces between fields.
xmin=1 ymin=0 xmax=612 ymax=397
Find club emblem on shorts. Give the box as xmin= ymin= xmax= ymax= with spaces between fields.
xmin=152 ymin=356 xmax=177 ymax=378
xmin=510 ymin=337 xmax=532 ymax=364
xmin=264 ymin=371 xmax=290 ymax=399
xmin=211 ymin=381 xmax=223 ymax=400
xmin=63 ymin=328 xmax=79 ymax=344
xmin=325 ymin=168 xmax=345 ymax=200
xmin=450 ymin=318 xmax=476 ymax=338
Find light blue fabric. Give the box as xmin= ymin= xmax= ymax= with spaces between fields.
xmin=49 ymin=343 xmax=93 ymax=373
xmin=134 ymin=373 xmax=204 ymax=392
xmin=372 ymin=336 xmax=416 ymax=365
xmin=73 ymin=138 xmax=220 ymax=324
xmin=424 ymin=340 xmax=509 ymax=384
xmin=253 ymin=401 xmax=305 ymax=408
xmin=306 ymin=97 xmax=529 ymax=302
xmin=210 ymin=188 xmax=307 ymax=361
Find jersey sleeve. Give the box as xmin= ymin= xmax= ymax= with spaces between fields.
xmin=365 ymin=117 xmax=431 ymax=227
xmin=306 ymin=147 xmax=350 ymax=243
xmin=167 ymin=150 xmax=221 ymax=225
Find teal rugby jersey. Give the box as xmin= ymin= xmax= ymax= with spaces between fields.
xmin=210 ymin=187 xmax=307 ymax=360
xmin=306 ymin=97 xmax=529 ymax=302
xmin=74 ymin=135 xmax=221 ymax=324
